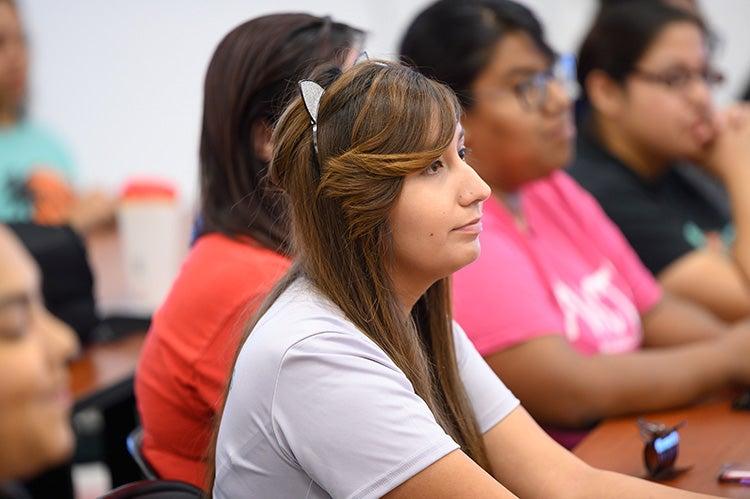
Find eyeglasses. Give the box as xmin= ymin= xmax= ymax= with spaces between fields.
xmin=638 ymin=419 xmax=688 ymax=479
xmin=472 ymin=55 xmax=580 ymax=112
xmin=630 ymin=67 xmax=725 ymax=91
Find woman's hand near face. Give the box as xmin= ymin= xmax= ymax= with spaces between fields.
xmin=688 ymin=103 xmax=750 ymax=292
xmin=699 ymin=103 xmax=750 ymax=181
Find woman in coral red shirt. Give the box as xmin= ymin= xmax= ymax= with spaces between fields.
xmin=134 ymin=14 xmax=363 ymax=487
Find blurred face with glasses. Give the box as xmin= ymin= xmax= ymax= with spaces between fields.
xmin=462 ymin=31 xmax=576 ymax=192
xmin=0 ymin=226 xmax=78 ymax=480
xmin=600 ymin=21 xmax=719 ymax=163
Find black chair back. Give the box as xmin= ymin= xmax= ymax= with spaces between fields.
xmin=98 ymin=480 xmax=203 ymax=499
xmin=126 ymin=426 xmax=158 ymax=480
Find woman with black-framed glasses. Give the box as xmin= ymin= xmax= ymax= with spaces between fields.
xmin=571 ymin=1 xmax=750 ymax=323
xmin=401 ymin=0 xmax=750 ymax=452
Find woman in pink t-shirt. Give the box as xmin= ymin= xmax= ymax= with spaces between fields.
xmin=401 ymin=0 xmax=750 ymax=448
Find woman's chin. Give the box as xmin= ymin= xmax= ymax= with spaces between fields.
xmin=42 ymin=424 xmax=76 ymax=469
xmin=451 ymin=243 xmax=482 ymax=273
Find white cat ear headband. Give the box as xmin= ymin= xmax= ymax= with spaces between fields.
xmin=297 ymin=52 xmax=373 ymax=156
xmin=298 ymin=80 xmax=325 ymax=156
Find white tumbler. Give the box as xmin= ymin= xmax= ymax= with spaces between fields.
xmin=117 ymin=180 xmax=182 ymax=315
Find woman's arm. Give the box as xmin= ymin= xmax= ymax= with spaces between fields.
xmin=640 ymin=292 xmax=727 ymax=347
xmin=483 ymin=327 xmax=750 ymax=428
xmin=384 ymin=450 xmax=517 ymax=498
xmin=658 ymin=250 xmax=750 ymax=323
xmin=484 ymin=406 xmax=715 ymax=498
xmin=386 ymin=407 xmax=716 ymax=498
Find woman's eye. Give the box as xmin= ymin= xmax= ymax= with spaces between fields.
xmin=423 ymin=160 xmax=444 ymax=176
xmin=0 ymin=302 xmax=31 ymax=341
xmin=458 ymin=147 xmax=468 ymax=160
xmin=0 ymin=327 xmax=26 ymax=341
xmin=665 ymin=72 xmax=691 ymax=88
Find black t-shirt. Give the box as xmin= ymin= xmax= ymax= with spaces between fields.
xmin=0 ymin=482 xmax=31 ymax=499
xmin=568 ymin=131 xmax=732 ymax=275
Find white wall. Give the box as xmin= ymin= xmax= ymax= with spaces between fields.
xmin=20 ymin=0 xmax=750 ymax=203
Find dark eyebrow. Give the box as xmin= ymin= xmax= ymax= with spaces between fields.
xmin=654 ymin=63 xmax=708 ymax=72
xmin=500 ymin=64 xmax=549 ymax=81
xmin=0 ymin=292 xmax=32 ymax=311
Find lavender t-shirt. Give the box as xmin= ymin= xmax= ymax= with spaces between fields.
xmin=213 ymin=278 xmax=519 ymax=499
xmin=452 ymin=172 xmax=661 ymax=447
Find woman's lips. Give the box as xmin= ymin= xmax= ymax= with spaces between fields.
xmin=45 ymin=381 xmax=72 ymax=411
xmin=691 ymin=119 xmax=715 ymax=145
xmin=546 ymin=119 xmax=576 ymax=142
xmin=453 ymin=218 xmax=483 ymax=234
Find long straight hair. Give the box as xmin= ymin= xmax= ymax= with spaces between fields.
xmin=198 ymin=13 xmax=363 ymax=252
xmin=205 ymin=61 xmax=491 ymax=494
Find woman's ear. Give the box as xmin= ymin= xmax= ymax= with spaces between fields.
xmin=252 ymin=120 xmax=274 ymax=162
xmin=585 ymin=69 xmax=626 ymax=119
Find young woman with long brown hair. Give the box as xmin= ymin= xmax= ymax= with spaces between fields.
xmin=209 ymin=60 xmax=713 ymax=498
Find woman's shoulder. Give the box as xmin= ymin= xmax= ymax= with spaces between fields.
xmin=192 ymin=232 xmax=288 ymax=263
xmin=10 ymin=121 xmax=68 ymax=153
xmin=150 ymin=233 xmax=290 ymax=338
xmin=178 ymin=233 xmax=290 ymax=291
xmin=569 ymin=136 xmax=645 ymax=198
xmin=4 ymin=120 xmax=59 ymax=142
xmin=251 ymin=280 xmax=373 ymax=346
xmin=238 ymin=281 xmax=394 ymax=376
xmin=526 ymin=171 xmax=609 ymax=217
xmin=1 ymin=120 xmax=75 ymax=174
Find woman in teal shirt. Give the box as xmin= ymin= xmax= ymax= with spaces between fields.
xmin=0 ymin=0 xmax=113 ymax=232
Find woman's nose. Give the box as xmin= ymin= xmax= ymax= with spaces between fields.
xmin=543 ymin=79 xmax=572 ymax=116
xmin=459 ymin=162 xmax=491 ymax=207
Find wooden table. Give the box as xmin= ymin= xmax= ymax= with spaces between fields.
xmin=69 ymin=331 xmax=146 ymax=411
xmin=574 ymin=398 xmax=750 ymax=497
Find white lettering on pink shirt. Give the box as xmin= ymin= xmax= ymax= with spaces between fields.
xmin=552 ymin=262 xmax=641 ymax=354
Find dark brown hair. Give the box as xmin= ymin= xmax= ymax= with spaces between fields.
xmin=400 ymin=0 xmax=554 ymax=109
xmin=198 ymin=13 xmax=363 ymax=252
xmin=205 ymin=60 xmax=491 ymax=494
xmin=578 ymin=1 xmax=707 ymax=95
